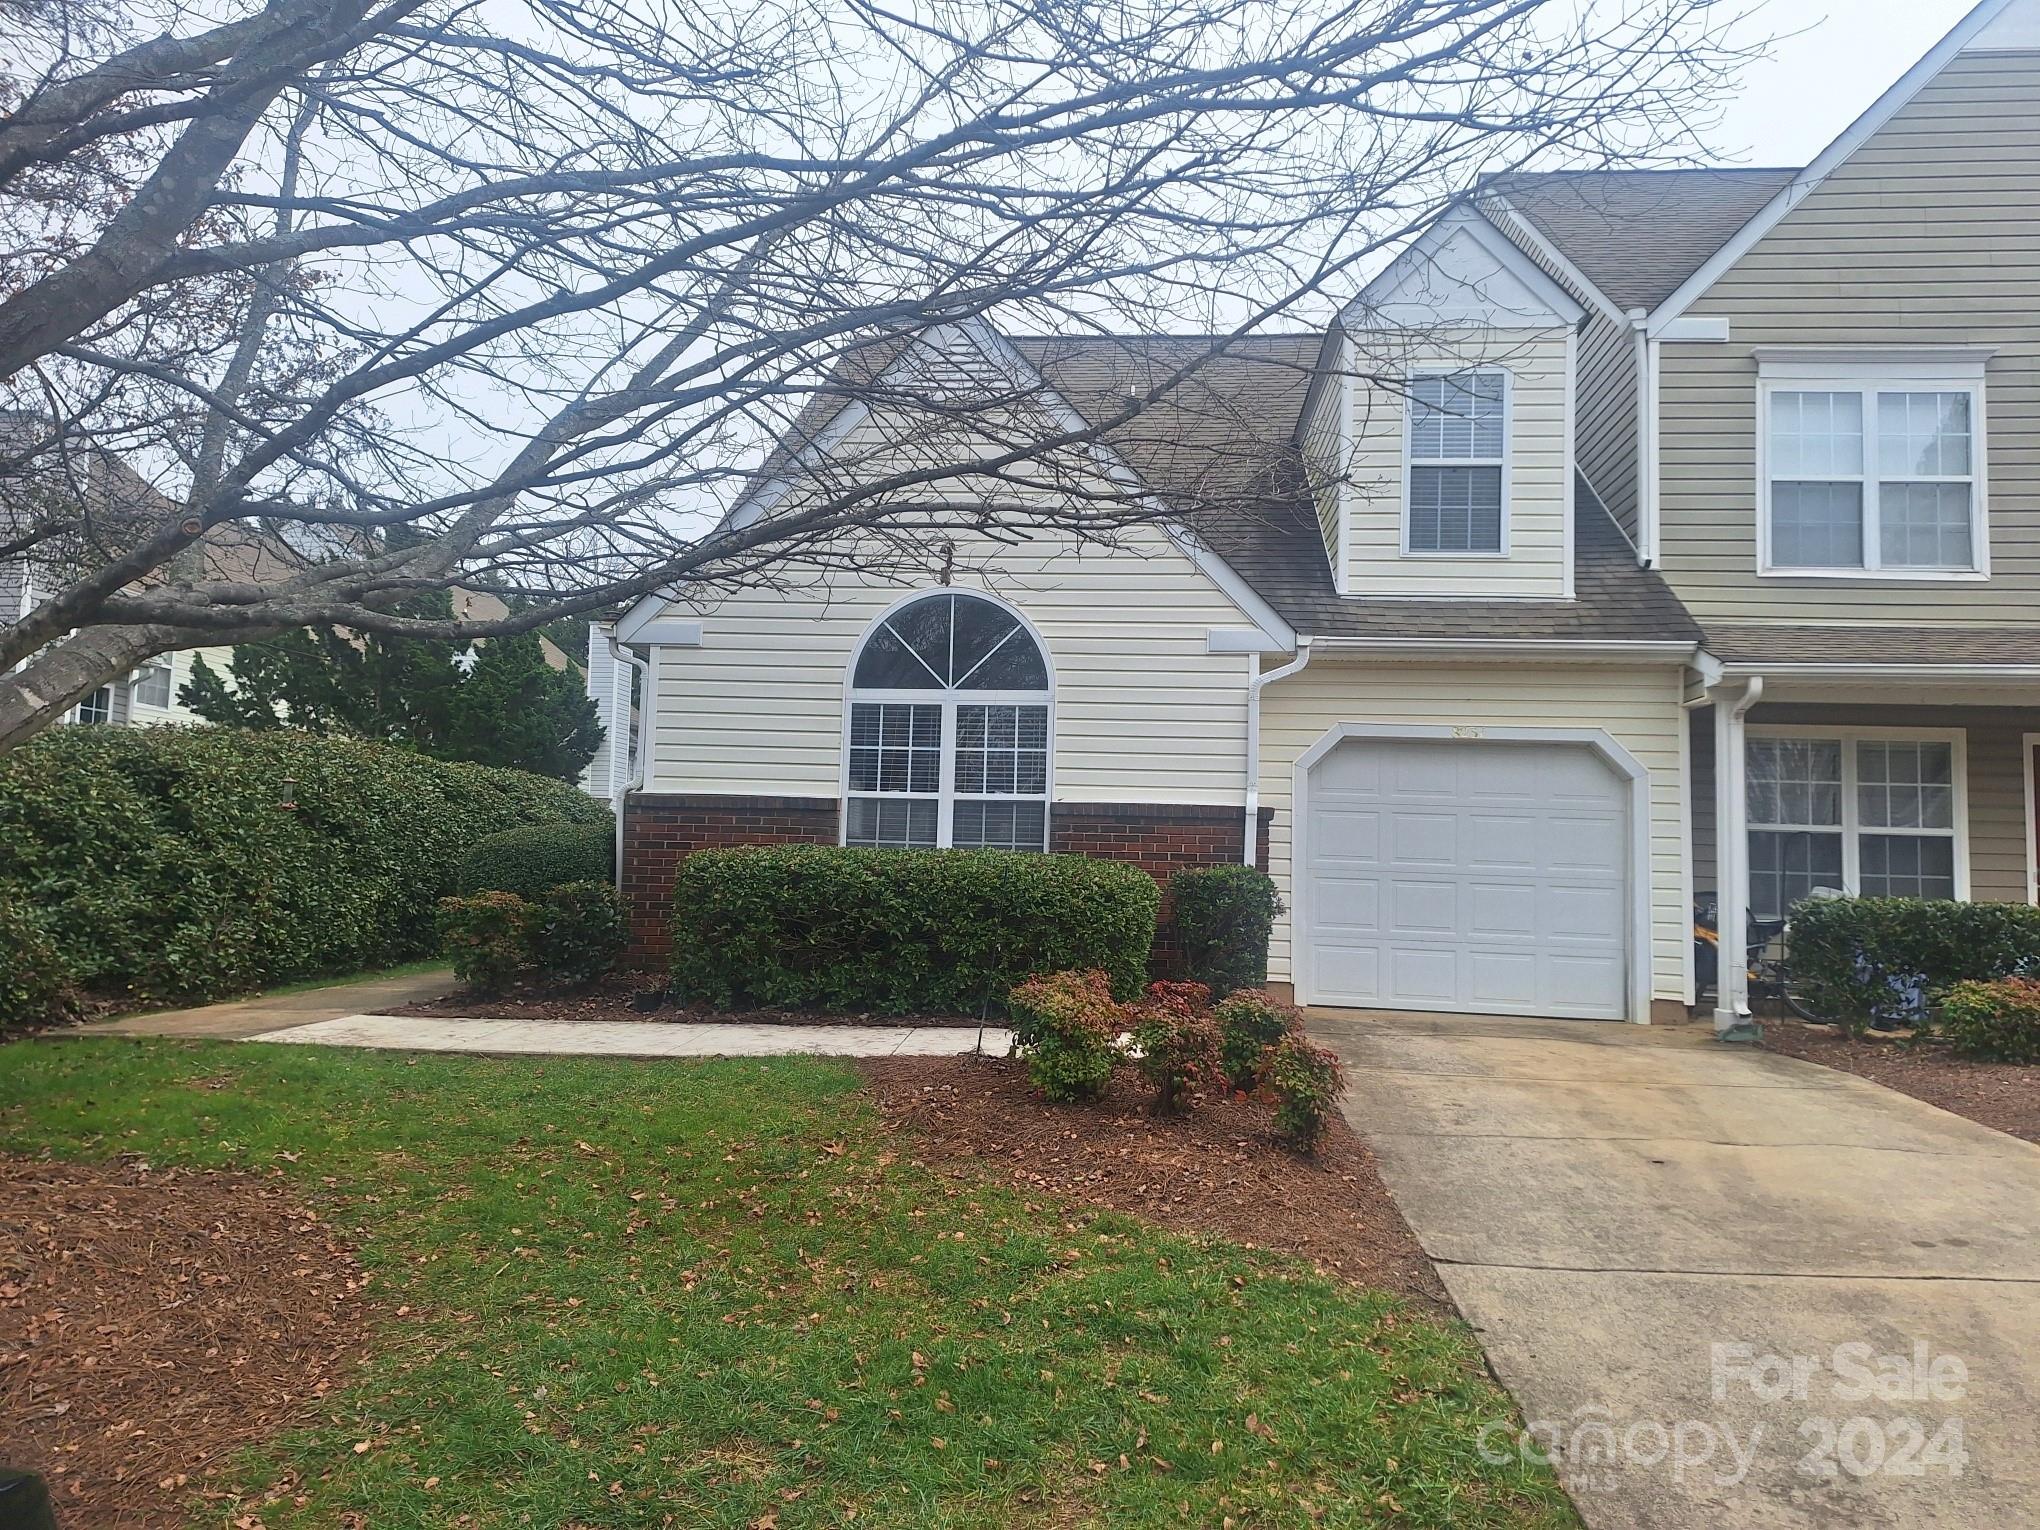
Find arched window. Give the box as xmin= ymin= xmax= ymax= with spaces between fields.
xmin=845 ymin=590 xmax=1051 ymax=851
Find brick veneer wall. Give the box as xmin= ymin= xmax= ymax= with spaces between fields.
xmin=620 ymin=792 xmax=1272 ymax=970
xmin=622 ymin=793 xmax=838 ymax=961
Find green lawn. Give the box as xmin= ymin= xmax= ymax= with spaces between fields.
xmin=2 ymin=1040 xmax=1575 ymax=1529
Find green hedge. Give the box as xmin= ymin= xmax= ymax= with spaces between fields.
xmin=1789 ymin=896 xmax=2040 ymax=1031
xmin=0 ymin=898 xmax=77 ymax=1032
xmin=459 ymin=821 xmax=614 ymax=899
xmin=0 ymin=725 xmax=610 ymax=1008
xmin=670 ymin=845 xmax=1158 ymax=1014
xmin=1170 ymin=865 xmax=1280 ymax=995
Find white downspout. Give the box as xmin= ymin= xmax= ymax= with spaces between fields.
xmin=607 ymin=633 xmax=651 ymax=894
xmin=1631 ymin=312 xmax=1658 ymax=568
xmin=1244 ymin=638 xmax=1314 ymax=866
xmin=1712 ymin=674 xmax=1764 ymax=1038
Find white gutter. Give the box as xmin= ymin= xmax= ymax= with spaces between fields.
xmin=1308 ymin=637 xmax=1699 ymax=664
xmin=1243 ymin=639 xmax=1314 ymax=867
xmin=606 ymin=633 xmax=651 ymax=892
xmin=1717 ymin=662 xmax=2040 ymax=682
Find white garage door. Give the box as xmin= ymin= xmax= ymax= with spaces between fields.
xmin=1302 ymin=738 xmax=1631 ymax=1020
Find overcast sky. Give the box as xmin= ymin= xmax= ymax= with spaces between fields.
xmin=1713 ymin=0 xmax=1979 ymax=165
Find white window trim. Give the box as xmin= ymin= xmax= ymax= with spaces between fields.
xmin=837 ymin=587 xmax=1055 ymax=851
xmin=1745 ymin=725 xmax=1970 ymax=905
xmin=1755 ymin=371 xmax=1990 ymax=581
xmin=129 ymin=654 xmax=175 ymax=711
xmin=1401 ymin=367 xmax=1513 ymax=559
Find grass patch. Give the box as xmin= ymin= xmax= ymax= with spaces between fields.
xmin=1 ymin=1041 xmax=1574 ymax=1528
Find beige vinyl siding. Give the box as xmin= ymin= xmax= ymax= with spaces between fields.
xmin=1258 ymin=659 xmax=1690 ymax=1003
xmin=1660 ymin=49 xmax=2040 ymax=626
xmin=1692 ymin=700 xmax=2037 ymax=906
xmin=1298 ymin=339 xmax=1345 ymax=575
xmin=644 ymin=521 xmax=1255 ymax=803
xmin=1576 ymin=311 xmax=1640 ymax=536
xmin=1343 ymin=326 xmax=1573 ymax=598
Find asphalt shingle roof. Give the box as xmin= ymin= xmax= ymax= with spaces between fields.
xmin=747 ymin=330 xmax=1700 ymax=644
xmin=1704 ymin=625 xmax=2040 ymax=667
xmin=1483 ymin=168 xmax=1798 ymax=312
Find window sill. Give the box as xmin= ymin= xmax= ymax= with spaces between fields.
xmin=1399 ymin=549 xmax=1513 ymax=561
xmin=1755 ymin=567 xmax=1990 ymax=583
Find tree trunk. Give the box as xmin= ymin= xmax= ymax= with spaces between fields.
xmin=0 ymin=625 xmax=176 ymax=751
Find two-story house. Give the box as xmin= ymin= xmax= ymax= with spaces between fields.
xmin=601 ymin=0 xmax=2040 ymax=1030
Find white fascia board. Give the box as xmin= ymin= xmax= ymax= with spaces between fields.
xmin=1308 ymin=636 xmax=1698 ymax=664
xmin=1647 ymin=0 xmax=2019 ymax=335
xmin=629 ymin=619 xmax=702 ymax=646
xmin=1341 ymin=209 xmax=1586 ymax=330
xmin=1482 ymin=198 xmax=1627 ymax=326
xmin=1659 ymin=316 xmax=1730 ymax=343
xmin=1714 ymin=660 xmax=2040 ymax=681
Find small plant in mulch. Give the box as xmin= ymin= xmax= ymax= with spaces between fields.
xmin=1938 ymin=977 xmax=2040 ymax=1064
xmin=1008 ymin=969 xmax=1120 ymax=1103
xmin=1213 ymin=988 xmax=1302 ymax=1091
xmin=1129 ymin=980 xmax=1223 ymax=1116
xmin=1261 ymin=1031 xmax=1345 ymax=1153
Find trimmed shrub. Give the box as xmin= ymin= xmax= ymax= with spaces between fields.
xmin=1010 ymin=969 xmax=1121 ymax=1103
xmin=1130 ymin=980 xmax=1222 ymax=1114
xmin=459 ymin=822 xmax=613 ymax=900
xmin=1262 ymin=1031 xmax=1345 ymax=1153
xmin=0 ymin=899 xmax=78 ymax=1032
xmin=1939 ymin=978 xmax=2040 ymax=1064
xmin=438 ymin=892 xmax=530 ymax=995
xmin=0 ymin=725 xmax=608 ymax=1006
xmin=1214 ymin=989 xmax=1302 ymax=1091
xmin=1789 ymin=897 xmax=2040 ymax=1033
xmin=670 ymin=846 xmax=1158 ymax=1014
xmin=1170 ymin=865 xmax=1280 ymax=995
xmin=527 ymin=881 xmax=628 ymax=990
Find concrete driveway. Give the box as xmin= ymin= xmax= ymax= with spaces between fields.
xmin=1317 ymin=1013 xmax=2040 ymax=1529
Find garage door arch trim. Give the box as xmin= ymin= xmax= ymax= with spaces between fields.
xmin=1291 ymin=723 xmax=1652 ymax=1024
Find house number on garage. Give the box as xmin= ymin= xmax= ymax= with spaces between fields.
xmin=1453 ymin=726 xmax=1483 ymax=738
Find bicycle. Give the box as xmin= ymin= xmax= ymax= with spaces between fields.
xmin=1693 ymin=898 xmax=1836 ymax=1023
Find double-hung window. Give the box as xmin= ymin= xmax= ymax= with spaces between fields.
xmin=130 ymin=656 xmax=174 ymax=709
xmin=1745 ymin=731 xmax=1963 ymax=919
xmin=1405 ymin=370 xmax=1507 ymax=555
xmin=1762 ymin=367 xmax=1986 ymax=576
xmin=845 ymin=591 xmax=1050 ymax=851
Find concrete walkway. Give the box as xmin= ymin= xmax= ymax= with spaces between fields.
xmin=255 ymin=1013 xmax=1012 ymax=1058
xmin=1317 ymin=1011 xmax=2040 ymax=1530
xmin=88 ymin=969 xmax=459 ymax=1039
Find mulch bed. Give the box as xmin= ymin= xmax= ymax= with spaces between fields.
xmin=1763 ymin=1021 xmax=2040 ymax=1144
xmin=858 ymin=1056 xmax=1447 ymax=1309
xmin=0 ymin=1157 xmax=371 ymax=1528
xmin=388 ymin=976 xmax=979 ymax=1028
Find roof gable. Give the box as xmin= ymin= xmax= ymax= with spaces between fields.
xmin=1343 ymin=210 xmax=1584 ymax=329
xmin=1645 ymin=0 xmax=2028 ymax=332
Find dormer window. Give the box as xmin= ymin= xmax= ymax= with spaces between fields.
xmin=1404 ymin=370 xmax=1508 ymax=556
xmin=1756 ymin=353 xmax=1988 ymax=579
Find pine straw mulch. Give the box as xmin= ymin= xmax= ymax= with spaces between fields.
xmin=387 ymin=976 xmax=979 ymax=1029
xmin=1761 ymin=1021 xmax=2040 ymax=1144
xmin=857 ymin=1056 xmax=1448 ymax=1310
xmin=0 ymin=1157 xmax=371 ymax=1529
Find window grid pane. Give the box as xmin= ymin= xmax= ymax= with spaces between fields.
xmin=1410 ymin=372 xmax=1504 ymax=461
xmin=131 ymin=660 xmax=173 ymax=709
xmin=848 ymin=703 xmax=942 ymax=794
xmin=1878 ymin=392 xmax=1970 ymax=478
xmin=844 ymin=796 xmax=939 ymax=849
xmin=1746 ymin=737 xmax=1961 ymax=915
xmin=1749 ymin=830 xmax=1845 ymax=921
xmin=1771 ymin=391 xmax=1864 ymax=478
xmin=1747 ymin=739 xmax=1843 ymax=828
xmin=1859 ymin=835 xmax=1956 ymax=901
xmin=1772 ymin=482 xmax=1865 ymax=569
xmin=952 ymin=799 xmax=1047 ymax=852
xmin=1878 ymin=482 xmax=1972 ymax=569
xmin=1408 ymin=465 xmax=1503 ymax=553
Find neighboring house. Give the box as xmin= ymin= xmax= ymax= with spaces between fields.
xmin=598 ymin=0 xmax=2040 ymax=1030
